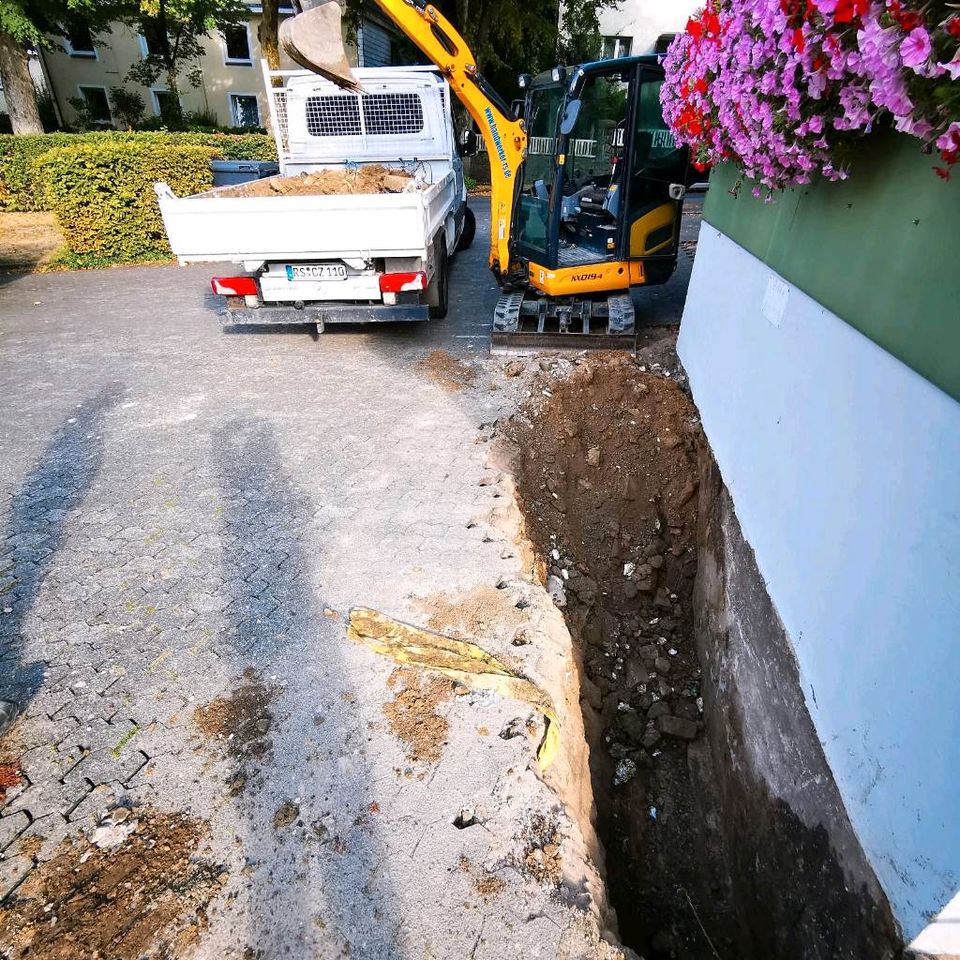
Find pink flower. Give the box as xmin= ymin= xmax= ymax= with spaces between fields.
xmin=895 ymin=114 xmax=933 ymax=138
xmin=940 ymin=54 xmax=960 ymax=82
xmin=899 ymin=27 xmax=932 ymax=74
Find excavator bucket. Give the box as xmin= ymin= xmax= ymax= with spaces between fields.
xmin=279 ymin=0 xmax=361 ymax=91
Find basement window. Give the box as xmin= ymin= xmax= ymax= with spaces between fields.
xmin=230 ymin=93 xmax=260 ymax=128
xmin=78 ymin=86 xmax=111 ymax=123
xmin=65 ymin=23 xmax=96 ymax=58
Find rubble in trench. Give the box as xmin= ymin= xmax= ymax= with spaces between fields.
xmin=506 ymin=346 xmax=742 ymax=960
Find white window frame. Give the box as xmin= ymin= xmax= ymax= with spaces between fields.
xmin=222 ymin=24 xmax=253 ymax=66
xmin=76 ymin=84 xmax=111 ymax=122
xmin=229 ymin=92 xmax=261 ymax=127
xmin=150 ymin=87 xmax=178 ymax=118
xmin=601 ymin=36 xmax=632 ymax=60
xmin=64 ymin=29 xmax=97 ymax=59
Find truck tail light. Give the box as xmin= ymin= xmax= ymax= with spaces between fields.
xmin=379 ymin=271 xmax=427 ymax=293
xmin=211 ymin=276 xmax=258 ymax=297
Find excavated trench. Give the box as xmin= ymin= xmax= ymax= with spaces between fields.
xmin=507 ymin=347 xmax=903 ymax=960
xmin=508 ymin=348 xmax=740 ymax=959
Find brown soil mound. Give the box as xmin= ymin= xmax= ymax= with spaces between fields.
xmin=220 ymin=164 xmax=414 ymax=198
xmin=508 ymin=354 xmax=741 ymax=957
xmin=193 ymin=669 xmax=277 ymax=758
xmin=0 ymin=762 xmax=22 ymax=804
xmin=383 ymin=667 xmax=453 ymax=764
xmin=0 ymin=809 xmax=223 ymax=960
xmin=416 ymin=349 xmax=476 ymax=392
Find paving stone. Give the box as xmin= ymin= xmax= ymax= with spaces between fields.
xmin=0 ymin=812 xmax=30 ymax=852
xmin=0 ymin=856 xmax=32 ymax=901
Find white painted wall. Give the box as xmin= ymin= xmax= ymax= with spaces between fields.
xmin=597 ymin=0 xmax=700 ymax=55
xmin=678 ymin=226 xmax=960 ymax=940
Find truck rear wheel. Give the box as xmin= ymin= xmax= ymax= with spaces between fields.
xmin=428 ymin=237 xmax=449 ymax=319
xmin=456 ymin=204 xmax=476 ymax=253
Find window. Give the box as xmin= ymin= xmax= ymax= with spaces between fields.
xmin=654 ymin=33 xmax=676 ymax=55
xmin=223 ymin=26 xmax=252 ymax=64
xmin=230 ymin=93 xmax=260 ymax=128
xmin=78 ymin=86 xmax=111 ymax=123
xmin=139 ymin=27 xmax=167 ymax=58
xmin=600 ymin=36 xmax=632 ymax=60
xmin=151 ymin=89 xmax=179 ymax=122
xmin=65 ymin=22 xmax=96 ymax=58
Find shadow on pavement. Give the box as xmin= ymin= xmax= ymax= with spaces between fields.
xmin=0 ymin=384 xmax=123 ymax=722
xmin=212 ymin=418 xmax=399 ymax=957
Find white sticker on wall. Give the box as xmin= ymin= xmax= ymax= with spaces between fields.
xmin=762 ymin=275 xmax=789 ymax=328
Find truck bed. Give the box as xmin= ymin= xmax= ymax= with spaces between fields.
xmin=155 ymin=170 xmax=456 ymax=265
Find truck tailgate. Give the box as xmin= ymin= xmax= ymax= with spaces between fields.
xmin=155 ymin=173 xmax=454 ymax=264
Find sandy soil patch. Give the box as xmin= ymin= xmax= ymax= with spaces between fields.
xmin=0 ymin=212 xmax=63 ymax=270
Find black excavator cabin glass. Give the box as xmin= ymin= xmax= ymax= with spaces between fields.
xmin=514 ymin=82 xmax=564 ymax=259
xmin=624 ymin=70 xmax=688 ymax=273
xmin=555 ymin=67 xmax=632 ymax=267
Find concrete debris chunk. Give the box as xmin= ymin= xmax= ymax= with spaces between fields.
xmin=657 ymin=715 xmax=699 ymax=740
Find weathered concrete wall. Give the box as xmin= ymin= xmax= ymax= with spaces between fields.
xmin=694 ymin=447 xmax=900 ymax=959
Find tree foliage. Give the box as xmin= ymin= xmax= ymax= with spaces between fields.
xmin=344 ymin=0 xmax=616 ymax=100
xmin=123 ymin=0 xmax=249 ymax=127
xmin=0 ymin=0 xmax=126 ymax=47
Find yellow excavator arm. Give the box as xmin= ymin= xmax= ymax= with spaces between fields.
xmin=285 ymin=0 xmax=527 ymax=278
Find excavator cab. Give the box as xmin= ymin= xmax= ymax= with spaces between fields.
xmin=497 ymin=57 xmax=689 ymax=349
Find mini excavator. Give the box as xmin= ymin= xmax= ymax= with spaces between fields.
xmin=283 ymin=0 xmax=690 ymax=351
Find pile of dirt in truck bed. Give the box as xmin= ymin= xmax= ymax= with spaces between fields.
xmin=220 ymin=164 xmax=415 ymax=198
xmin=507 ymin=353 xmax=743 ymax=959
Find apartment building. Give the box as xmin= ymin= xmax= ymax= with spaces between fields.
xmin=39 ymin=2 xmax=399 ymax=130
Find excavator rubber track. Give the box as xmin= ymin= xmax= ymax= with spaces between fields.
xmin=490 ymin=291 xmax=636 ymax=355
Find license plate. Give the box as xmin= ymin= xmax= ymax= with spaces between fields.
xmin=285 ymin=263 xmax=347 ymax=281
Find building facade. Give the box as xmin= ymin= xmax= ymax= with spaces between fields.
xmin=39 ymin=3 xmax=398 ymax=131
xmin=597 ymin=0 xmax=700 ymax=60
xmin=678 ymin=132 xmax=960 ymax=949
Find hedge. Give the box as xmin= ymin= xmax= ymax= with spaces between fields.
xmin=0 ymin=130 xmax=275 ymax=212
xmin=35 ymin=141 xmax=217 ymax=264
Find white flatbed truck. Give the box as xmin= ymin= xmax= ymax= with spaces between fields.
xmin=155 ymin=65 xmax=475 ymax=327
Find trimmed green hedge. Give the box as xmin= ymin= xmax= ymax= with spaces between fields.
xmin=0 ymin=131 xmax=275 ymax=212
xmin=36 ymin=141 xmax=217 ymax=265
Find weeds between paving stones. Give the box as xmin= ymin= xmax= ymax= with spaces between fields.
xmin=0 ymin=808 xmax=223 ymax=959
xmin=416 ymin=349 xmax=477 ymax=393
xmin=508 ymin=353 xmax=741 ymax=959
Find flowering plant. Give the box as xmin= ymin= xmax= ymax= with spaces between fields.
xmin=661 ymin=0 xmax=960 ymax=195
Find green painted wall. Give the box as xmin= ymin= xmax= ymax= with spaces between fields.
xmin=703 ymin=131 xmax=960 ymax=402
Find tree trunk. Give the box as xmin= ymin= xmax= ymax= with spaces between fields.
xmin=155 ymin=0 xmax=185 ymax=129
xmin=259 ymin=0 xmax=281 ymax=72
xmin=0 ymin=30 xmax=43 ymax=134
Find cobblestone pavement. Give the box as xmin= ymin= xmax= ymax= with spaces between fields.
xmin=0 ymin=204 xmax=698 ymax=959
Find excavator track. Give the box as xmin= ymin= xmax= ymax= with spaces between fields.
xmin=490 ymin=290 xmax=636 ymax=355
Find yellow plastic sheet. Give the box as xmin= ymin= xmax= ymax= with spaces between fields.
xmin=347 ymin=607 xmax=560 ymax=769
